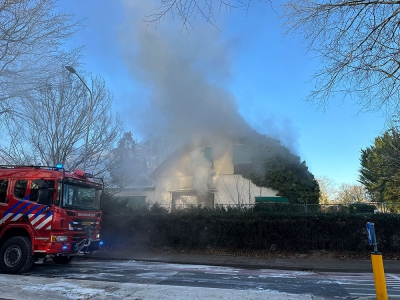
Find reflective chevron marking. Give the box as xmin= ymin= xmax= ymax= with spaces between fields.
xmin=0 ymin=199 xmax=53 ymax=230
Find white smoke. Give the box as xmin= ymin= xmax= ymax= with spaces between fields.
xmin=115 ymin=0 xmax=297 ymax=194
xmin=188 ymin=147 xmax=213 ymax=197
xmin=118 ymin=0 xmax=252 ymax=147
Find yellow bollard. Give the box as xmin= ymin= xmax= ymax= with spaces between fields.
xmin=371 ymin=252 xmax=388 ymax=300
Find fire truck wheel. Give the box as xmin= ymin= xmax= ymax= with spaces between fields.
xmin=51 ymin=255 xmax=72 ymax=264
xmin=0 ymin=236 xmax=34 ymax=274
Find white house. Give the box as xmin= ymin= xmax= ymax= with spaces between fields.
xmin=116 ymin=142 xmax=288 ymax=209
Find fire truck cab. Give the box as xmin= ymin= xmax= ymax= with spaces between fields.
xmin=0 ymin=165 xmax=103 ymax=274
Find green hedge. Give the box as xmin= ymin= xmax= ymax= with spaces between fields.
xmin=101 ymin=205 xmax=400 ymax=252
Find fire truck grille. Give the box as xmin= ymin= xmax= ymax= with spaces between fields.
xmin=69 ymin=218 xmax=97 ymax=231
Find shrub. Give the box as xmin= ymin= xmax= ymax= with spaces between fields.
xmin=101 ymin=201 xmax=400 ymax=252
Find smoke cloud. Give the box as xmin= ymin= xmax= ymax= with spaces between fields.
xmin=188 ymin=147 xmax=213 ymax=197
xmin=118 ymin=0 xmax=253 ymax=148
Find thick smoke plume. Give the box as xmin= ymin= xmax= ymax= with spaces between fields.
xmin=188 ymin=147 xmax=213 ymax=197
xmin=117 ymin=1 xmax=297 ymax=194
xmin=119 ymin=0 xmax=253 ymax=148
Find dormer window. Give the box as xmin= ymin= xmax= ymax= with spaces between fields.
xmin=233 ymin=144 xmax=252 ymax=174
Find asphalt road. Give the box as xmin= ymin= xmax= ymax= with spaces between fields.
xmin=1 ymin=258 xmax=400 ymax=299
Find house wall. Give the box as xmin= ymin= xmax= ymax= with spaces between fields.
xmin=140 ymin=189 xmax=156 ymax=203
xmin=153 ymin=153 xmax=195 ymax=209
xmin=152 ymin=144 xmax=280 ymax=208
xmin=213 ymin=174 xmax=279 ymax=206
xmin=211 ymin=145 xmax=279 ymax=205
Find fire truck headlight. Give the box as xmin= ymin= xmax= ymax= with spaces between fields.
xmin=50 ymin=235 xmax=68 ymax=242
xmin=95 ymin=233 xmax=100 ymax=239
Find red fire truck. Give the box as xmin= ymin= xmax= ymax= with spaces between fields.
xmin=0 ymin=165 xmax=103 ymax=274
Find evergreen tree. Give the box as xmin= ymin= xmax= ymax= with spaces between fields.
xmin=241 ymin=135 xmax=320 ymax=204
xmin=360 ymin=129 xmax=400 ymax=203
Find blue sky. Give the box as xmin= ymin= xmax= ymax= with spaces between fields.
xmin=58 ymin=0 xmax=385 ymax=186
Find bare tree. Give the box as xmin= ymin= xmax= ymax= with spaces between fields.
xmin=0 ymin=0 xmax=81 ymax=107
xmin=283 ymin=0 xmax=400 ymax=119
xmin=148 ymin=0 xmax=259 ymax=29
xmin=149 ymin=1 xmax=400 ymax=118
xmin=316 ymin=176 xmax=338 ymax=204
xmin=335 ymin=183 xmax=370 ymax=204
xmin=0 ymin=70 xmax=122 ymax=176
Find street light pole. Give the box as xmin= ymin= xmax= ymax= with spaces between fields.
xmin=65 ymin=66 xmax=92 ymax=171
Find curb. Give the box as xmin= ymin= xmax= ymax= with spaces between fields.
xmin=88 ymin=254 xmax=376 ymax=273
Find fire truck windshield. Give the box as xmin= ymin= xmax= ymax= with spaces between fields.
xmin=62 ymin=182 xmax=102 ymax=211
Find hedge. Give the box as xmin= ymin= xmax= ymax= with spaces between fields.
xmin=101 ymin=205 xmax=400 ymax=252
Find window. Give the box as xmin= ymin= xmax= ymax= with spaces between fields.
xmin=62 ymin=182 xmax=101 ymax=210
xmin=172 ymin=192 xmax=214 ymax=209
xmin=14 ymin=180 xmax=27 ymax=199
xmin=47 ymin=180 xmax=55 ymax=202
xmin=172 ymin=191 xmax=197 ymax=209
xmin=30 ymin=179 xmax=55 ymax=203
xmin=233 ymin=144 xmax=252 ymax=175
xmin=0 ymin=180 xmax=8 ymax=203
xmin=233 ymin=163 xmax=252 ymax=175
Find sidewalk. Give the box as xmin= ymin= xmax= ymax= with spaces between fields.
xmin=90 ymin=249 xmax=400 ymax=273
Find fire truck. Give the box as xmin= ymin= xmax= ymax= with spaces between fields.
xmin=0 ymin=165 xmax=103 ymax=274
